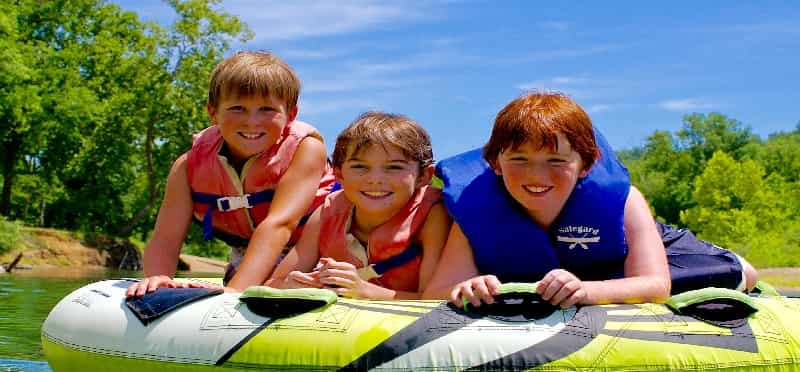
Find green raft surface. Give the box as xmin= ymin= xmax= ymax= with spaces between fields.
xmin=41 ymin=278 xmax=800 ymax=371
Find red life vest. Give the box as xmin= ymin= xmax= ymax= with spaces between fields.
xmin=186 ymin=121 xmax=336 ymax=247
xmin=317 ymin=186 xmax=441 ymax=292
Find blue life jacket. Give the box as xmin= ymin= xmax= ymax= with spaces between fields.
xmin=435 ymin=129 xmax=630 ymax=283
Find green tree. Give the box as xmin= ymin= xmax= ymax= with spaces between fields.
xmin=116 ymin=0 xmax=252 ymax=238
xmin=681 ymin=151 xmax=799 ymax=266
xmin=621 ymin=113 xmax=760 ymax=226
xmin=1 ymin=0 xmax=251 ymax=242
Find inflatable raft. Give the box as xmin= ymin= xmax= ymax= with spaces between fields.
xmin=42 ymin=279 xmax=800 ymax=371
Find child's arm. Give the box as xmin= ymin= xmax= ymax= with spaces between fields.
xmin=421 ymin=222 xmax=502 ymax=306
xmin=266 ymin=206 xmax=323 ymax=289
xmin=226 ymin=137 xmax=328 ymax=291
xmin=126 ymin=154 xmax=195 ymax=297
xmin=543 ymin=186 xmax=671 ymax=305
xmin=416 ymin=202 xmax=451 ymax=293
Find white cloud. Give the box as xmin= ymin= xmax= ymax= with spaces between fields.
xmin=511 ymin=44 xmax=625 ymax=64
xmin=220 ymin=0 xmax=434 ymax=41
xmin=540 ymin=21 xmax=569 ymax=32
xmin=658 ymin=98 xmax=717 ymax=111
xmin=587 ymin=104 xmax=612 ymax=113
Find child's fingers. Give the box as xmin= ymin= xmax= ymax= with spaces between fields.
xmin=460 ymin=283 xmax=481 ymax=307
xmin=485 ymin=275 xmax=502 ymax=296
xmin=319 ymin=260 xmax=356 ymax=272
xmin=319 ymin=268 xmax=358 ymax=281
xmin=321 ymin=275 xmax=354 ymax=289
xmin=472 ymin=279 xmax=494 ymax=305
xmin=289 ymin=271 xmax=319 ymax=285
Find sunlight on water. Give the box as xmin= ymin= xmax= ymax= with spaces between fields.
xmin=0 ymin=359 xmax=51 ymax=372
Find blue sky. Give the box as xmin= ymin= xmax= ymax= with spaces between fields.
xmin=116 ymin=1 xmax=800 ymax=159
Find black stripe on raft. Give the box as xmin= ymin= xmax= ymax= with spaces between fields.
xmin=467 ymin=304 xmax=761 ymax=371
xmin=465 ymin=305 xmax=605 ymax=371
xmin=215 ymin=318 xmax=277 ymax=366
xmin=338 ymin=303 xmax=483 ymax=371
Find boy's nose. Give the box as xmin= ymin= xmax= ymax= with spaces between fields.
xmin=364 ymin=169 xmax=385 ymax=183
xmin=527 ymin=162 xmax=550 ymax=176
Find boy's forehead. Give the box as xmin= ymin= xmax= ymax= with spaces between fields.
xmin=220 ymin=91 xmax=286 ymax=105
xmin=346 ymin=143 xmax=409 ymax=160
xmin=506 ymin=135 xmax=572 ymax=154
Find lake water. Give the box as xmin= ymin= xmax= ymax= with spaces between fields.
xmin=0 ymin=268 xmax=221 ymax=372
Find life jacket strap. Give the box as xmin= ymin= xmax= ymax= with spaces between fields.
xmin=371 ymin=243 xmax=422 ymax=276
xmin=192 ymin=189 xmax=276 ymax=241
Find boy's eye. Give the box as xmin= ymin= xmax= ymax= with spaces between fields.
xmin=548 ymin=158 xmax=568 ymax=164
xmin=259 ymin=106 xmax=275 ymax=112
xmin=509 ymin=156 xmax=527 ymax=163
xmin=227 ymin=105 xmax=244 ymax=111
xmin=386 ymin=165 xmax=406 ymax=171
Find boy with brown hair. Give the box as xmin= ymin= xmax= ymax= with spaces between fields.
xmin=268 ymin=112 xmax=451 ymax=299
xmin=127 ymin=51 xmax=336 ymax=296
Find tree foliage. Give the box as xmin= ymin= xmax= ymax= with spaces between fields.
xmin=620 ymin=114 xmax=800 ymax=266
xmin=1 ymin=1 xmax=798 ymax=267
xmin=1 ymin=0 xmax=250 ymax=246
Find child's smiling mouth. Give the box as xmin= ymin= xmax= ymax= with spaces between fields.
xmin=238 ymin=132 xmax=265 ymax=140
xmin=523 ymin=185 xmax=552 ymax=194
xmin=361 ymin=191 xmax=392 ymax=199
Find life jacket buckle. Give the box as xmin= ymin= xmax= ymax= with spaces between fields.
xmin=216 ymin=194 xmax=252 ymax=211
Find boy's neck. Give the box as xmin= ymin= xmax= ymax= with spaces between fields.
xmin=350 ymin=208 xmax=397 ymax=242
xmin=220 ymin=143 xmax=247 ymax=174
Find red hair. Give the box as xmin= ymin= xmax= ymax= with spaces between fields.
xmin=483 ymin=92 xmax=599 ymax=171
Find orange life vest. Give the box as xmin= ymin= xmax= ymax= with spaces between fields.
xmin=186 ymin=121 xmax=336 ymax=247
xmin=317 ymin=186 xmax=441 ymax=292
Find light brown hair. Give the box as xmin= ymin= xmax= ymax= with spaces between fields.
xmin=207 ymin=51 xmax=300 ymax=111
xmin=332 ymin=112 xmax=433 ymax=170
xmin=483 ymin=92 xmax=599 ymax=171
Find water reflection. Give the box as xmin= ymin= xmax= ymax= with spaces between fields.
xmin=0 ymin=268 xmax=221 ymax=366
xmin=0 ymin=358 xmax=51 ymax=372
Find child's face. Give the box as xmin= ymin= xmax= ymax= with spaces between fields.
xmin=336 ymin=144 xmax=423 ymax=222
xmin=207 ymin=94 xmax=297 ymax=164
xmin=494 ymin=132 xmax=588 ymax=229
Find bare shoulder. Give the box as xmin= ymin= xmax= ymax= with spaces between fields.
xmin=420 ymin=202 xmax=452 ymax=238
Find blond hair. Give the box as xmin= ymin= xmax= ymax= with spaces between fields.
xmin=207 ymin=51 xmax=300 ymax=110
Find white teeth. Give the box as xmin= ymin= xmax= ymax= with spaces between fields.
xmin=240 ymin=133 xmax=263 ymax=139
xmin=363 ymin=191 xmax=391 ymax=197
xmin=524 ymin=185 xmax=550 ymax=193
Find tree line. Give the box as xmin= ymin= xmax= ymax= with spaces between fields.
xmin=2 ymin=1 xmax=798 ymax=266
xmin=619 ymin=114 xmax=800 ymax=267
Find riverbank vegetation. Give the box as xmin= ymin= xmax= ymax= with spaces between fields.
xmin=1 ymin=1 xmax=798 ymax=268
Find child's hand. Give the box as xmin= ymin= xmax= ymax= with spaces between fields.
xmin=449 ymin=275 xmax=502 ymax=308
xmin=537 ymin=269 xmax=586 ymax=308
xmin=317 ymin=257 xmax=370 ymax=298
xmin=126 ymin=275 xmax=186 ymax=298
xmin=284 ymin=270 xmax=323 ymax=289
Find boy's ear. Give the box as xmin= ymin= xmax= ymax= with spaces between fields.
xmin=333 ymin=167 xmax=343 ymax=183
xmin=579 ymin=165 xmax=593 ymax=178
xmin=206 ymin=103 xmax=217 ymax=124
xmin=287 ymin=104 xmax=298 ymax=122
xmin=417 ymin=164 xmax=435 ymax=188
xmin=489 ymin=160 xmax=502 ymax=176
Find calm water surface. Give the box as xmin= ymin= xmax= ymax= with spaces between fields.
xmin=0 ymin=268 xmax=220 ymax=371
